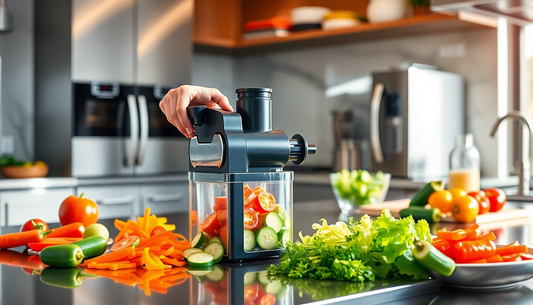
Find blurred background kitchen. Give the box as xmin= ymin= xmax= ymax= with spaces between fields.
xmin=0 ymin=0 xmax=532 ymax=204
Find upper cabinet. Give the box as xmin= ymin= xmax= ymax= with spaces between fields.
xmin=193 ymin=0 xmax=492 ymax=55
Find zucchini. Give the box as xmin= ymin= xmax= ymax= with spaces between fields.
xmin=71 ymin=236 xmax=107 ymax=258
xmin=263 ymin=213 xmax=283 ymax=233
xmin=204 ymin=242 xmax=224 ymax=263
xmin=40 ymin=267 xmax=84 ymax=289
xmin=256 ymin=227 xmax=278 ymax=250
xmin=207 ymin=237 xmax=222 ymax=245
xmin=243 ymin=229 xmax=256 ymax=251
xmin=187 ymin=252 xmax=214 ymax=267
xmin=399 ymin=207 xmax=446 ymax=223
xmin=278 ymin=228 xmax=292 ymax=247
xmin=413 ymin=240 xmax=456 ymax=277
xmin=409 ymin=181 xmax=445 ymax=207
xmin=183 ymin=248 xmax=203 ymax=261
xmin=40 ymin=244 xmax=85 ymax=268
xmin=191 ymin=232 xmax=206 ymax=248
xmin=205 ymin=265 xmax=225 ymax=282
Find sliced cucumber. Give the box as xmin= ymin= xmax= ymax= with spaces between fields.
xmin=185 ymin=266 xmax=215 ymax=276
xmin=208 ymin=236 xmax=222 ymax=245
xmin=183 ymin=248 xmax=204 ymax=261
xmin=187 ymin=252 xmax=215 ymax=267
xmin=263 ymin=212 xmax=283 ymax=233
xmin=256 ymin=227 xmax=278 ymax=250
xmin=257 ymin=270 xmax=270 ymax=285
xmin=243 ymin=272 xmax=257 ymax=286
xmin=244 ymin=229 xmax=256 ymax=251
xmin=192 ymin=232 xmax=206 ymax=248
xmin=265 ymin=279 xmax=282 ymax=294
xmin=278 ymin=228 xmax=292 ymax=247
xmin=205 ymin=265 xmax=225 ymax=282
xmin=273 ymin=205 xmax=288 ymax=223
xmin=204 ymin=242 xmax=224 ymax=264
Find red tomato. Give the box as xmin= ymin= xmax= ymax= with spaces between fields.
xmin=200 ymin=212 xmax=220 ymax=235
xmin=255 ymin=192 xmax=276 ymax=214
xmin=214 ymin=197 xmax=227 ymax=212
xmin=244 ymin=283 xmax=260 ymax=302
xmin=243 ymin=185 xmax=259 ymax=208
xmin=217 ymin=209 xmax=227 ymax=227
xmin=20 ymin=219 xmax=49 ymax=232
xmin=59 ymin=193 xmax=99 ymax=228
xmin=484 ymin=188 xmax=506 ymax=212
xmin=219 ymin=225 xmax=228 ymax=250
xmin=150 ymin=226 xmax=166 ymax=237
xmin=252 ymin=186 xmax=265 ymax=196
xmin=244 ymin=207 xmax=259 ymax=230
xmin=259 ymin=294 xmax=276 ymax=305
xmin=467 ymin=191 xmax=490 ymax=214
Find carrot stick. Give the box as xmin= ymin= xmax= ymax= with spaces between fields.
xmin=126 ymin=220 xmax=150 ymax=239
xmin=114 ymin=219 xmax=127 ymax=230
xmin=114 ymin=222 xmax=132 ymax=243
xmin=161 ymin=258 xmax=186 ymax=267
xmin=142 ymin=208 xmax=151 ymax=235
xmin=137 ymin=231 xmax=175 ymax=248
xmin=84 ymin=247 xmax=134 ymax=264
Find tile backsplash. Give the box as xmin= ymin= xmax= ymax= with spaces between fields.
xmin=193 ymin=28 xmax=500 ymax=177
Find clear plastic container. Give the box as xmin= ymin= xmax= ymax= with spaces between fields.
xmin=449 ymin=134 xmax=480 ymax=192
xmin=189 ymin=172 xmax=293 ymax=261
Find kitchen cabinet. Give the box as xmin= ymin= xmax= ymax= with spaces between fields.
xmin=77 ymin=185 xmax=139 ymax=220
xmin=0 ymin=188 xmax=75 ymax=226
xmin=194 ymin=0 xmax=490 ymax=54
xmin=140 ymin=182 xmax=188 ymax=215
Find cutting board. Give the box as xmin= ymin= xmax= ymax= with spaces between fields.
xmin=358 ymin=199 xmax=531 ymax=224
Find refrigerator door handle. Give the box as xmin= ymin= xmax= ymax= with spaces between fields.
xmin=137 ymin=95 xmax=149 ymax=165
xmin=370 ymin=83 xmax=385 ymax=164
xmin=126 ymin=94 xmax=139 ymax=167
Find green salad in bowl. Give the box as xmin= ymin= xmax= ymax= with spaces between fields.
xmin=330 ymin=169 xmax=391 ymax=214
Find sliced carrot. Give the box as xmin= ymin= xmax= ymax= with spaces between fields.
xmin=114 ymin=219 xmax=127 ymax=230
xmin=457 ymin=258 xmax=487 ymax=263
xmin=161 ymin=258 xmax=186 ymax=267
xmin=476 ymin=232 xmax=496 ymax=241
xmin=129 ymin=257 xmax=143 ymax=266
xmin=496 ymin=245 xmax=528 ymax=256
xmin=142 ymin=208 xmax=151 ymax=234
xmin=501 ymin=253 xmax=523 ymax=261
xmin=84 ymin=246 xmax=135 ymax=264
xmin=486 ymin=255 xmax=503 ymax=263
xmin=437 ymin=229 xmax=466 ymax=241
xmin=137 ymin=231 xmax=175 ymax=248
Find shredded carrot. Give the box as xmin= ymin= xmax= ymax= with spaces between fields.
xmin=84 ymin=247 xmax=135 ymax=264
xmin=161 ymin=258 xmax=187 ymax=267
xmin=142 ymin=208 xmax=151 ymax=234
xmin=114 ymin=219 xmax=127 ymax=230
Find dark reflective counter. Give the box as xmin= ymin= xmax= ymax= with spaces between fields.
xmin=2 ymin=196 xmax=533 ymax=305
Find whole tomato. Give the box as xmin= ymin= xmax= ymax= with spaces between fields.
xmin=467 ymin=190 xmax=491 ymax=215
xmin=450 ymin=195 xmax=479 ymax=223
xmin=484 ymin=188 xmax=506 ymax=212
xmin=59 ymin=193 xmax=99 ymax=227
xmin=20 ymin=219 xmax=49 ymax=232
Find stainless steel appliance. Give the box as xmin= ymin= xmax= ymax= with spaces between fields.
xmin=369 ymin=64 xmax=464 ymax=180
xmin=35 ymin=0 xmax=192 ymax=177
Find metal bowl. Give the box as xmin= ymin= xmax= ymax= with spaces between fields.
xmin=427 ymin=247 xmax=533 ymax=290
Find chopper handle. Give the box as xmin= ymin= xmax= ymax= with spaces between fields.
xmin=289 ymin=134 xmax=317 ymax=165
xmin=187 ymin=106 xmax=207 ymax=126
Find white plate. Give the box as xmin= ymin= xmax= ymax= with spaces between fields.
xmin=427 ymin=247 xmax=533 ymax=290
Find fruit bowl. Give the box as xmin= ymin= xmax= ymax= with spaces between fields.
xmin=330 ymin=170 xmax=391 ymax=214
xmin=1 ymin=165 xmax=49 ymax=178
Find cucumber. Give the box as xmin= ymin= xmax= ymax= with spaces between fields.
xmin=413 ymin=240 xmax=456 ymax=277
xmin=205 ymin=265 xmax=225 ymax=282
xmin=265 ymin=279 xmax=282 ymax=294
xmin=263 ymin=212 xmax=283 ymax=233
xmin=207 ymin=237 xmax=222 ymax=245
xmin=399 ymin=207 xmax=446 ymax=223
xmin=256 ymin=227 xmax=278 ymax=250
xmin=278 ymin=228 xmax=292 ymax=247
xmin=204 ymin=242 xmax=224 ymax=263
xmin=192 ymin=232 xmax=206 ymax=248
xmin=257 ymin=270 xmax=270 ymax=285
xmin=187 ymin=252 xmax=214 ymax=267
xmin=409 ymin=181 xmax=445 ymax=207
xmin=40 ymin=267 xmax=84 ymax=289
xmin=40 ymin=244 xmax=85 ymax=268
xmin=183 ymin=248 xmax=204 ymax=261
xmin=273 ymin=205 xmax=288 ymax=223
xmin=71 ymin=236 xmax=107 ymax=258
xmin=243 ymin=229 xmax=256 ymax=251
xmin=243 ymin=272 xmax=257 ymax=286
xmin=185 ymin=265 xmax=215 ymax=275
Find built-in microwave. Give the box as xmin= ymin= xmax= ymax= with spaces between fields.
xmin=71 ymin=81 xmax=188 ymax=177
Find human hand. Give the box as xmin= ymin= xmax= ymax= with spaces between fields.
xmin=159 ymin=85 xmax=234 ymax=138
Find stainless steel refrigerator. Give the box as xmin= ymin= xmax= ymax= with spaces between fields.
xmin=368 ymin=64 xmax=464 ymax=180
xmin=35 ymin=0 xmax=192 ymax=177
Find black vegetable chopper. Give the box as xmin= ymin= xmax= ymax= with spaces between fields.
xmin=187 ymin=87 xmax=316 ymax=261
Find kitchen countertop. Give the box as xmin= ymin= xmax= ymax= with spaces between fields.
xmin=2 ymin=193 xmax=533 ymax=304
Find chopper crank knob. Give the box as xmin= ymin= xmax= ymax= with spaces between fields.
xmin=187 ymin=106 xmax=207 ymax=126
xmin=289 ymin=134 xmax=317 ymax=165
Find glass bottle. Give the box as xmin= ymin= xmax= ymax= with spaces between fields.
xmin=449 ymin=134 xmax=481 ymax=192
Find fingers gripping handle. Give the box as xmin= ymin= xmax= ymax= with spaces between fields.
xmin=187 ymin=106 xmax=207 ymax=126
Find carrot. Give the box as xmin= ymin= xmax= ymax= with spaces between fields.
xmin=142 ymin=208 xmax=151 ymax=234
xmin=47 ymin=223 xmax=84 ymax=238
xmin=486 ymin=255 xmax=503 ymax=263
xmin=0 ymin=250 xmax=46 ymax=269
xmin=28 ymin=238 xmax=83 ymax=251
xmin=0 ymin=230 xmax=52 ymax=249
xmin=137 ymin=231 xmax=175 ymax=248
xmin=161 ymin=257 xmax=186 ymax=267
xmin=496 ymin=245 xmax=528 ymax=256
xmin=476 ymin=232 xmax=496 ymax=241
xmin=114 ymin=219 xmax=127 ymax=230
xmin=84 ymin=246 xmax=134 ymax=264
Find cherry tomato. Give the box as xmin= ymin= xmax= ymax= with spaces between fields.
xmin=450 ymin=195 xmax=479 ymax=223
xmin=243 ymin=185 xmax=258 ymax=208
xmin=20 ymin=219 xmax=49 ymax=232
xmin=467 ymin=191 xmax=490 ymax=214
xmin=255 ymin=192 xmax=276 ymax=214
xmin=428 ymin=190 xmax=453 ymax=213
xmin=484 ymin=188 xmax=506 ymax=212
xmin=244 ymin=207 xmax=259 ymax=230
xmin=200 ymin=212 xmax=220 ymax=235
xmin=150 ymin=226 xmax=166 ymax=237
xmin=59 ymin=193 xmax=99 ymax=228
xmin=259 ymin=294 xmax=276 ymax=305
xmin=252 ymin=186 xmax=265 ymax=196
xmin=244 ymin=283 xmax=260 ymax=302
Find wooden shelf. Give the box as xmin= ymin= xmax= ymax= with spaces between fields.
xmin=194 ymin=14 xmax=492 ymax=55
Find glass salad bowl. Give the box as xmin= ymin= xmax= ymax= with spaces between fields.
xmin=330 ymin=170 xmax=391 ymax=215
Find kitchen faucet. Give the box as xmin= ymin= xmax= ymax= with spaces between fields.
xmin=490 ymin=111 xmax=533 ymax=196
